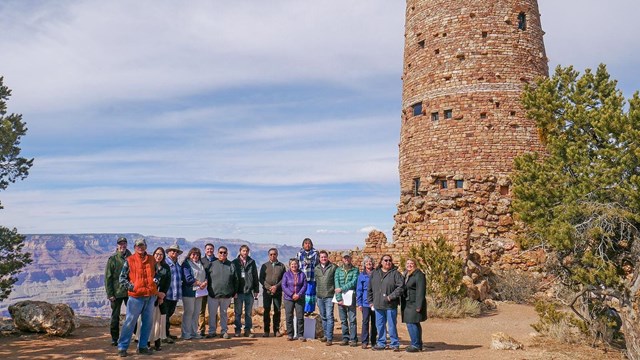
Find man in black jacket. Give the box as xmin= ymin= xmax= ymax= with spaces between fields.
xmin=367 ymin=254 xmax=404 ymax=351
xmin=205 ymin=246 xmax=237 ymax=339
xmin=232 ymin=244 xmax=259 ymax=337
xmin=259 ymin=248 xmax=286 ymax=337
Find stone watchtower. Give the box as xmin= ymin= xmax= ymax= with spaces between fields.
xmin=388 ymin=0 xmax=548 ymax=269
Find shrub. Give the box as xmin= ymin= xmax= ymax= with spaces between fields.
xmin=491 ymin=269 xmax=539 ymax=304
xmin=427 ymin=296 xmax=482 ymax=318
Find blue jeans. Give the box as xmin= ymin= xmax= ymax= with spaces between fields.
xmin=338 ymin=305 xmax=357 ymax=342
xmin=374 ymin=308 xmax=399 ymax=348
xmin=234 ymin=293 xmax=254 ymax=333
xmin=118 ymin=295 xmax=157 ymax=351
xmin=406 ymin=322 xmax=423 ymax=349
xmin=316 ymin=297 xmax=334 ymax=341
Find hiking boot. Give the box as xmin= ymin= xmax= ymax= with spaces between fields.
xmin=137 ymin=348 xmax=153 ymax=355
xmin=340 ymin=339 xmax=349 ymax=346
xmin=326 ymin=340 xmax=333 ymax=346
xmin=319 ymin=336 xmax=327 ymax=342
xmin=205 ymin=333 xmax=217 ymax=339
xmin=349 ymin=341 xmax=357 ymax=347
xmin=405 ymin=346 xmax=420 ymax=353
xmin=118 ymin=350 xmax=128 ymax=357
xmin=371 ymin=345 xmax=385 ymax=351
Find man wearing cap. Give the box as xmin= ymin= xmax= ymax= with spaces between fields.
xmin=105 ymin=236 xmax=132 ymax=346
xmin=334 ymin=251 xmax=359 ymax=347
xmin=163 ymin=244 xmax=183 ymax=342
xmin=117 ymin=238 xmax=158 ymax=357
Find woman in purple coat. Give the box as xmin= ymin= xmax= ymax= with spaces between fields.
xmin=282 ymin=258 xmax=308 ymax=341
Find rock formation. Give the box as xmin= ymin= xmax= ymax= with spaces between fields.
xmin=8 ymin=300 xmax=76 ymax=336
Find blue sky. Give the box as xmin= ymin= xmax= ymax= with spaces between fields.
xmin=0 ymin=0 xmax=638 ymax=249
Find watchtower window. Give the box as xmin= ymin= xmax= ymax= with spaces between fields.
xmin=413 ymin=178 xmax=421 ymax=196
xmin=431 ymin=112 xmax=439 ymax=121
xmin=480 ymin=112 xmax=487 ymax=119
xmin=440 ymin=180 xmax=448 ymax=189
xmin=455 ymin=180 xmax=464 ymax=189
xmin=482 ymin=31 xmax=488 ymax=38
xmin=444 ymin=109 xmax=453 ymax=119
xmin=418 ymin=40 xmax=425 ymax=49
xmin=518 ymin=13 xmax=527 ymax=30
xmin=434 ymin=49 xmax=440 ymax=55
xmin=412 ymin=102 xmax=423 ymax=117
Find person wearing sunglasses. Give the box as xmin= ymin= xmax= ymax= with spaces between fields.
xmin=259 ymin=248 xmax=286 ymax=337
xmin=205 ymin=246 xmax=238 ymax=339
xmin=367 ymin=254 xmax=404 ymax=352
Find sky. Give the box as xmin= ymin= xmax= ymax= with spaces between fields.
xmin=0 ymin=0 xmax=638 ymax=249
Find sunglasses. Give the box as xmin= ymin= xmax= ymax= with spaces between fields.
xmin=382 ymin=259 xmax=392 ymax=262
xmin=219 ymin=251 xmax=227 ymax=254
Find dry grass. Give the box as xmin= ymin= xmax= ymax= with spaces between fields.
xmin=427 ymin=297 xmax=482 ymax=318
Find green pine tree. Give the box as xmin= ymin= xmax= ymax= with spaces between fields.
xmin=513 ymin=65 xmax=640 ymax=358
xmin=0 ymin=76 xmax=33 ymax=301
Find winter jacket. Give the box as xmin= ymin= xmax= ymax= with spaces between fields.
xmin=356 ymin=270 xmax=373 ymax=307
xmin=155 ymin=261 xmax=171 ymax=314
xmin=181 ymin=259 xmax=204 ymax=298
xmin=401 ymin=269 xmax=427 ymax=323
xmin=282 ymin=270 xmax=307 ymax=301
xmin=367 ymin=266 xmax=404 ymax=310
xmin=259 ymin=260 xmax=286 ymax=294
xmin=206 ymin=259 xmax=238 ymax=298
xmin=105 ymin=249 xmax=131 ymax=299
xmin=314 ymin=262 xmax=337 ymax=299
xmin=232 ymin=256 xmax=259 ymax=294
xmin=297 ymin=248 xmax=319 ymax=282
xmin=120 ymin=252 xmax=157 ymax=298
xmin=334 ymin=265 xmax=358 ymax=304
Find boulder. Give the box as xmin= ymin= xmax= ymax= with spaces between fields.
xmin=490 ymin=332 xmax=524 ymax=350
xmin=8 ymin=301 xmax=76 ymax=336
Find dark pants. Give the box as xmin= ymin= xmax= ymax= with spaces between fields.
xmin=110 ymin=297 xmax=128 ymax=342
xmin=263 ymin=291 xmax=282 ymax=334
xmin=284 ymin=298 xmax=304 ymax=338
xmin=165 ymin=299 xmax=178 ymax=337
xmin=360 ymin=306 xmax=377 ymax=345
xmin=198 ymin=296 xmax=208 ymax=335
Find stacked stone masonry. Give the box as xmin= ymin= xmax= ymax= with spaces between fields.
xmin=354 ymin=0 xmax=549 ymax=299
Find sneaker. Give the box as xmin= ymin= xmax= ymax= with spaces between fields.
xmin=262 ymin=333 xmax=270 ymax=338
xmin=319 ymin=336 xmax=327 ymax=342
xmin=349 ymin=341 xmax=357 ymax=347
xmin=340 ymin=340 xmax=349 ymax=346
xmin=222 ymin=333 xmax=231 ymax=339
xmin=371 ymin=345 xmax=385 ymax=351
xmin=326 ymin=340 xmax=333 ymax=346
xmin=235 ymin=332 xmax=241 ymax=338
xmin=299 ymin=337 xmax=306 ymax=342
xmin=137 ymin=348 xmax=153 ymax=355
xmin=405 ymin=346 xmax=420 ymax=353
xmin=118 ymin=350 xmax=128 ymax=357
xmin=244 ymin=331 xmax=254 ymax=338
xmin=206 ymin=333 xmax=217 ymax=339
xmin=274 ymin=331 xmax=282 ymax=337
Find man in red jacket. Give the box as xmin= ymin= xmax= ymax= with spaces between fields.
xmin=116 ymin=238 xmax=158 ymax=357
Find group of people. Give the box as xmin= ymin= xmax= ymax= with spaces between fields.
xmin=104 ymin=237 xmax=427 ymax=357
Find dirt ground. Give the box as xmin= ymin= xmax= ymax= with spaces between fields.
xmin=0 ymin=303 xmax=625 ymax=360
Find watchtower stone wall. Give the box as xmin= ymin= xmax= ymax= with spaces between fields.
xmin=359 ymin=0 xmax=549 ymax=287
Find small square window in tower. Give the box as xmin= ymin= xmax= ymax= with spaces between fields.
xmin=455 ymin=180 xmax=464 ymax=189
xmin=518 ymin=13 xmax=527 ymax=31
xmin=413 ymin=178 xmax=420 ymax=196
xmin=431 ymin=112 xmax=439 ymax=121
xmin=444 ymin=109 xmax=453 ymax=119
xmin=440 ymin=180 xmax=448 ymax=189
xmin=412 ymin=102 xmax=423 ymax=117
xmin=418 ymin=40 xmax=425 ymax=49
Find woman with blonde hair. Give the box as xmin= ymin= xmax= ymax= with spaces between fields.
xmin=356 ymin=255 xmax=376 ymax=349
xmin=401 ymin=258 xmax=427 ymax=352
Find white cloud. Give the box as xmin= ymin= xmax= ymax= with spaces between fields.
xmin=358 ymin=226 xmax=379 ymax=233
